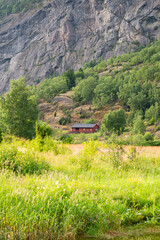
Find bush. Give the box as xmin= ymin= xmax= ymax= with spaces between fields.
xmin=130 ymin=134 xmax=146 ymax=146
xmin=59 ymin=117 xmax=67 ymax=125
xmin=36 ymin=121 xmax=52 ymax=139
xmin=144 ymin=132 xmax=153 ymax=141
xmin=60 ymin=135 xmax=73 ymax=144
xmin=0 ymin=144 xmax=50 ymax=175
xmin=27 ymin=137 xmax=59 ymax=154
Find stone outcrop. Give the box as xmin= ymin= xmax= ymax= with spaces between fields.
xmin=0 ymin=0 xmax=160 ymax=93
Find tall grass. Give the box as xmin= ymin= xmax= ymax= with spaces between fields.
xmin=0 ymin=139 xmax=160 ymax=239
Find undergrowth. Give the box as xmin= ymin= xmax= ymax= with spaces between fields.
xmin=0 ymin=139 xmax=160 ymax=239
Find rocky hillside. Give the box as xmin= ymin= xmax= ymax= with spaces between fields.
xmin=0 ymin=0 xmax=160 ymax=93
xmin=38 ymin=91 xmax=122 ymax=131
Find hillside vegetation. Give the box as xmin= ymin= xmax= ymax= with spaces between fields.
xmin=30 ymin=40 xmax=160 ymax=140
xmin=1 ymin=40 xmax=160 ymax=143
xmin=34 ymin=40 xmax=160 ymax=111
xmin=0 ymin=0 xmax=45 ymax=18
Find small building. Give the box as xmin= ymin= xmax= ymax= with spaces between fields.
xmin=72 ymin=124 xmax=100 ymax=133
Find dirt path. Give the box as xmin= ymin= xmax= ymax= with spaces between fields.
xmin=67 ymin=144 xmax=160 ymax=157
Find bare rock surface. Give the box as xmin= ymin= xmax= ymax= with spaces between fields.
xmin=0 ymin=0 xmax=160 ymax=92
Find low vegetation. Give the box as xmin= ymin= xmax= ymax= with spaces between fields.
xmin=1 ymin=37 xmax=160 ymax=239
xmin=0 ymin=138 xmax=160 ymax=239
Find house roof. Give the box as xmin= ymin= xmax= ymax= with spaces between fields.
xmin=72 ymin=124 xmax=98 ymax=129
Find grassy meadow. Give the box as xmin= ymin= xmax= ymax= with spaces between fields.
xmin=0 ymin=137 xmax=160 ymax=239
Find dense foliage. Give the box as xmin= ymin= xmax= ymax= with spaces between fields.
xmin=0 ymin=0 xmax=44 ymax=18
xmin=1 ymin=41 xmax=160 ymax=140
xmin=64 ymin=69 xmax=76 ymax=90
xmin=0 ymin=77 xmax=38 ymax=139
xmin=36 ymin=121 xmax=52 ymax=139
xmin=34 ymin=40 xmax=160 ymax=121
xmin=102 ymin=109 xmax=126 ymax=134
xmin=0 ymin=140 xmax=160 ymax=238
xmin=32 ymin=75 xmax=68 ymax=102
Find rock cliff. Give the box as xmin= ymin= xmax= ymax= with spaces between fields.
xmin=0 ymin=0 xmax=160 ymax=93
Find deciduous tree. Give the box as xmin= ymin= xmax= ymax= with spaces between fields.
xmin=102 ymin=109 xmax=126 ymax=134
xmin=0 ymin=77 xmax=38 ymax=139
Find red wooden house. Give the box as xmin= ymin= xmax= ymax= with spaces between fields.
xmin=72 ymin=124 xmax=100 ymax=133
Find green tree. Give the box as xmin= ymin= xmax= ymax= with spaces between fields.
xmin=145 ymin=102 xmax=159 ymax=123
xmin=0 ymin=77 xmax=38 ymax=139
xmin=102 ymin=109 xmax=126 ymax=134
xmin=64 ymin=69 xmax=76 ymax=90
xmin=75 ymin=68 xmax=84 ymax=79
xmin=74 ymin=76 xmax=98 ymax=103
xmin=94 ymin=76 xmax=117 ymax=106
xmin=132 ymin=116 xmax=146 ymax=134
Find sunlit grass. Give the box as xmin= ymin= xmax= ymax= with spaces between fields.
xmin=0 ymin=139 xmax=160 ymax=239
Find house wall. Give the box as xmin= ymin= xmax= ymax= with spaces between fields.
xmin=72 ymin=125 xmax=99 ymax=133
xmin=92 ymin=125 xmax=100 ymax=132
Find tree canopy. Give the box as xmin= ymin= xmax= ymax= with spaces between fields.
xmin=102 ymin=109 xmax=126 ymax=134
xmin=64 ymin=69 xmax=76 ymax=90
xmin=0 ymin=0 xmax=44 ymax=18
xmin=0 ymin=77 xmax=38 ymax=139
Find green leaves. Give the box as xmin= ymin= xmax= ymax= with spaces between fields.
xmin=36 ymin=121 xmax=52 ymax=139
xmin=102 ymin=109 xmax=126 ymax=134
xmin=0 ymin=77 xmax=38 ymax=139
xmin=64 ymin=69 xmax=76 ymax=90
xmin=132 ymin=116 xmax=146 ymax=135
xmin=0 ymin=0 xmax=44 ymax=18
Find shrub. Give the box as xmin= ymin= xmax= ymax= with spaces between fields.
xmin=144 ymin=132 xmax=153 ymax=141
xmin=0 ymin=144 xmax=50 ymax=175
xmin=28 ymin=137 xmax=59 ymax=154
xmin=60 ymin=135 xmax=73 ymax=144
xmin=59 ymin=117 xmax=67 ymax=125
xmin=130 ymin=134 xmax=146 ymax=146
xmin=36 ymin=121 xmax=52 ymax=139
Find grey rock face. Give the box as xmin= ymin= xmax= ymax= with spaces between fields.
xmin=0 ymin=0 xmax=160 ymax=93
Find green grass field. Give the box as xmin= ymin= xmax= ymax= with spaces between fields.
xmin=0 ymin=138 xmax=160 ymax=239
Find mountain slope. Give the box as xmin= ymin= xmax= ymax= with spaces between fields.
xmin=0 ymin=0 xmax=160 ymax=93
